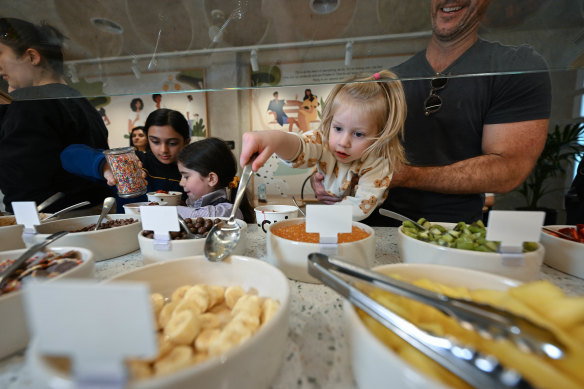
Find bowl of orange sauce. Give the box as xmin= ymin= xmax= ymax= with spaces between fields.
xmin=266 ymin=218 xmax=375 ymax=283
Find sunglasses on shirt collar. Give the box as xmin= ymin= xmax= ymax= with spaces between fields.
xmin=423 ymin=75 xmax=448 ymax=116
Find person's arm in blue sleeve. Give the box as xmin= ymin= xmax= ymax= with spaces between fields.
xmin=60 ymin=144 xmax=108 ymax=182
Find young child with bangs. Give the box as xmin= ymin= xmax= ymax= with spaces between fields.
xmin=240 ymin=70 xmax=407 ymax=221
xmin=176 ymin=137 xmax=255 ymax=224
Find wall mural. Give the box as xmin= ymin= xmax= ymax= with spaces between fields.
xmin=76 ymin=69 xmax=208 ymax=149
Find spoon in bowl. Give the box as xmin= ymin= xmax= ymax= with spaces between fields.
xmin=42 ymin=201 xmax=91 ymax=222
xmin=177 ymin=214 xmax=205 ymax=239
xmin=379 ymin=208 xmax=429 ymax=231
xmin=204 ymin=163 xmax=254 ymax=262
xmin=291 ymin=196 xmax=305 ymax=216
xmin=94 ymin=197 xmax=116 ymax=231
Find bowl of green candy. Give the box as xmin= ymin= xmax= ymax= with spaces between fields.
xmin=397 ymin=219 xmax=544 ymax=282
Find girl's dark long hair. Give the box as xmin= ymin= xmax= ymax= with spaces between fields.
xmin=144 ymin=108 xmax=190 ymax=142
xmin=178 ymin=137 xmax=254 ymax=223
xmin=0 ymin=18 xmax=65 ymax=76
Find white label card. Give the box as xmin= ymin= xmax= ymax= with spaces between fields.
xmin=12 ymin=201 xmax=41 ymax=230
xmin=140 ymin=205 xmax=180 ymax=235
xmin=306 ymin=205 xmax=352 ymax=243
xmin=486 ymin=210 xmax=545 ymax=252
xmin=23 ymin=280 xmax=157 ymax=387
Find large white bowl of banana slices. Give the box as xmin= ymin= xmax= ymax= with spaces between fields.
xmin=28 ymin=255 xmax=290 ymax=389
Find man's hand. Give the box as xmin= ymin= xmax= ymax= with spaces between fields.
xmin=310 ymin=172 xmax=341 ymax=204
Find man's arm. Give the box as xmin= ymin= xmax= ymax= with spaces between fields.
xmin=390 ymin=119 xmax=549 ymax=194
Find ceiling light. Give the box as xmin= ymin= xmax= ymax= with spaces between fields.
xmin=131 ymin=59 xmax=141 ymax=79
xmin=310 ymin=0 xmax=340 ymax=15
xmin=345 ymin=42 xmax=353 ymax=67
xmin=90 ymin=17 xmax=123 ymax=35
xmin=250 ymin=49 xmax=259 ymax=72
xmin=68 ymin=64 xmax=79 ymax=83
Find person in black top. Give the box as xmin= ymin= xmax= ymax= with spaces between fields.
xmin=566 ymin=159 xmax=584 ymax=224
xmin=311 ymin=0 xmax=551 ymax=225
xmin=0 ymin=17 xmax=113 ymax=213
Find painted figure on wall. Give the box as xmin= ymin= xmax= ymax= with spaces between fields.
xmin=128 ymin=97 xmax=144 ymax=134
xmin=267 ymin=91 xmax=301 ymax=133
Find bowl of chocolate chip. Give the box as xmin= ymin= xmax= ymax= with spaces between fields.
xmin=139 ymin=217 xmax=248 ymax=264
xmin=0 ymin=246 xmax=94 ymax=359
xmin=26 ymin=214 xmax=142 ymax=262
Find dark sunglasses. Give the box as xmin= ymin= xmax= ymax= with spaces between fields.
xmin=423 ymin=76 xmax=448 ymax=116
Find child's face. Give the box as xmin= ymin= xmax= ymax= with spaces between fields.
xmin=131 ymin=130 xmax=147 ymax=149
xmin=147 ymin=125 xmax=188 ymax=165
xmin=177 ymin=162 xmax=214 ymax=201
xmin=327 ymin=102 xmax=377 ymax=164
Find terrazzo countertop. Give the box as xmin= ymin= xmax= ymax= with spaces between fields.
xmin=1 ymin=226 xmax=583 ymax=389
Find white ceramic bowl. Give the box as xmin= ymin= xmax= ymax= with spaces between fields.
xmin=398 ymin=222 xmax=545 ymax=282
xmin=28 ymin=215 xmax=142 ymax=262
xmin=267 ymin=218 xmax=375 ymax=283
xmin=123 ymin=201 xmax=169 ymax=216
xmin=344 ymin=263 xmax=521 ymax=389
xmin=254 ymin=205 xmax=298 ymax=233
xmin=0 ymin=246 xmax=94 ymax=359
xmin=146 ymin=191 xmax=182 ymax=206
xmin=139 ymin=218 xmax=247 ymax=264
xmin=540 ymin=225 xmax=584 ymax=279
xmin=0 ymin=220 xmax=25 ymax=251
xmin=29 ymin=255 xmax=290 ymax=389
xmin=0 ymin=214 xmax=51 ymax=251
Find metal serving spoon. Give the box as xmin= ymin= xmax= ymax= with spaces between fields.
xmin=42 ymin=201 xmax=91 ymax=222
xmin=94 ymin=197 xmax=116 ymax=231
xmin=379 ymin=208 xmax=429 ymax=231
xmin=292 ymin=195 xmax=305 ymax=216
xmin=204 ymin=163 xmax=253 ymax=262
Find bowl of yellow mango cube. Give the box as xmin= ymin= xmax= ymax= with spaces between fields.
xmin=398 ymin=219 xmax=545 ymax=281
xmin=28 ymin=255 xmax=290 ymax=389
xmin=344 ymin=263 xmax=584 ymax=389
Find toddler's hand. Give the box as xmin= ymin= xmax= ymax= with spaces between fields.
xmin=240 ymin=132 xmax=270 ymax=172
xmin=311 ymin=172 xmax=341 ymax=204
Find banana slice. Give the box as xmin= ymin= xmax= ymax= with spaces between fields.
xmin=174 ymin=298 xmax=205 ymax=316
xmin=199 ymin=312 xmax=221 ymax=329
xmin=151 ymin=293 xmax=166 ymax=330
xmin=261 ymin=298 xmax=280 ymax=324
xmin=233 ymin=311 xmax=260 ymax=332
xmin=164 ymin=310 xmax=201 ymax=345
xmin=154 ymin=345 xmax=193 ymax=377
xmin=232 ymin=294 xmax=261 ymax=318
xmin=208 ymin=318 xmax=253 ymax=357
xmin=158 ymin=300 xmax=178 ymax=329
xmin=171 ymin=285 xmax=192 ymax=302
xmin=224 ymin=285 xmax=246 ymax=308
xmin=207 ymin=285 xmax=226 ymax=308
xmin=194 ymin=328 xmax=221 ymax=353
xmin=183 ymin=284 xmax=210 ymax=313
xmin=208 ymin=303 xmax=232 ymax=327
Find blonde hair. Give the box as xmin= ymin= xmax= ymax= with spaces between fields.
xmin=319 ymin=69 xmax=407 ymax=170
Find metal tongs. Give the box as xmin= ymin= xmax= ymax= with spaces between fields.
xmin=308 ymin=253 xmax=566 ymax=388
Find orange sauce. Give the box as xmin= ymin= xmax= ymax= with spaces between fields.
xmin=272 ymin=222 xmax=369 ymax=243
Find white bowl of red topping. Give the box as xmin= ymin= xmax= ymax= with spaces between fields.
xmin=147 ymin=191 xmax=183 ymax=206
xmin=123 ymin=201 xmax=169 ymax=216
xmin=254 ymin=205 xmax=298 ymax=233
xmin=540 ymin=225 xmax=584 ymax=279
xmin=28 ymin=255 xmax=290 ymax=389
xmin=27 ymin=214 xmax=142 ymax=262
xmin=0 ymin=246 xmax=94 ymax=359
xmin=266 ymin=218 xmax=375 ymax=283
xmin=139 ymin=217 xmax=247 ymax=264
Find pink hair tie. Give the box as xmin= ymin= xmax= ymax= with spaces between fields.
xmin=373 ymin=72 xmax=380 ymax=80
